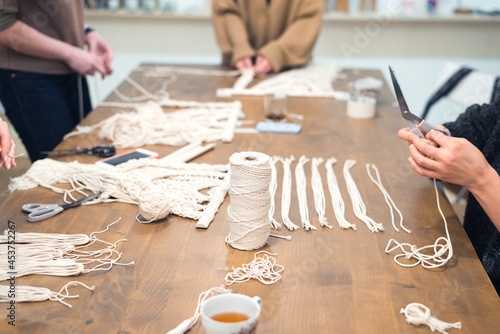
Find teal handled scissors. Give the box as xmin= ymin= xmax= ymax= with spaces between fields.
xmin=389 ymin=66 xmax=450 ymax=139
xmin=22 ymin=192 xmax=101 ymax=222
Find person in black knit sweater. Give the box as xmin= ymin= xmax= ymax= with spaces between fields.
xmin=398 ymin=101 xmax=500 ymax=296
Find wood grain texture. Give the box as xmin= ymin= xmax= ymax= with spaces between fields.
xmin=1 ymin=65 xmax=499 ymax=334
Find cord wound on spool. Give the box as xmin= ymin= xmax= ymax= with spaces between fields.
xmin=226 ymin=152 xmax=272 ymax=251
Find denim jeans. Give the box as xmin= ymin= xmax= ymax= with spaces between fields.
xmin=0 ymin=69 xmax=92 ymax=161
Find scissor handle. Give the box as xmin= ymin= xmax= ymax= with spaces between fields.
xmin=22 ymin=204 xmax=63 ymax=222
xmin=418 ymin=120 xmax=451 ymax=137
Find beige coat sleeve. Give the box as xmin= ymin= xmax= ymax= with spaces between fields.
xmin=211 ymin=0 xmax=256 ymax=67
xmin=259 ymin=0 xmax=323 ymax=72
xmin=0 ymin=0 xmax=19 ymax=31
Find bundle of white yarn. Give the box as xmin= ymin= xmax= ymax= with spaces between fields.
xmin=226 ymin=152 xmax=271 ymax=251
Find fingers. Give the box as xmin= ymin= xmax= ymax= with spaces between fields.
xmin=407 ymin=157 xmax=438 ymax=179
xmin=0 ymin=120 xmax=13 ymax=170
xmin=398 ymin=127 xmax=412 ymax=142
xmin=235 ymin=57 xmax=253 ymax=71
xmin=426 ymin=130 xmax=450 ymax=147
xmin=254 ymin=56 xmax=272 ymax=75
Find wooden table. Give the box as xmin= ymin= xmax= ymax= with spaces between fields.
xmin=1 ymin=65 xmax=499 ymax=333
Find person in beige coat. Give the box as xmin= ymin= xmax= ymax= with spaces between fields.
xmin=212 ymin=0 xmax=323 ymax=75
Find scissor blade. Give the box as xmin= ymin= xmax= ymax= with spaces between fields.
xmin=61 ymin=192 xmax=101 ymax=209
xmin=389 ymin=66 xmax=421 ymax=124
xmin=41 ymin=148 xmax=83 ymax=156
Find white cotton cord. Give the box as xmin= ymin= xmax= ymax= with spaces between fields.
xmin=9 ymin=158 xmax=231 ymax=224
xmin=268 ymin=156 xmax=281 ymax=229
xmin=225 ymin=251 xmax=284 ymax=285
xmin=343 ymin=160 xmax=384 ymax=233
xmin=0 ymin=281 xmax=95 ymax=308
xmin=366 ymin=163 xmax=411 ymax=233
xmin=226 ymin=152 xmax=271 ymax=251
xmin=64 ymin=100 xmax=242 ymax=148
xmin=400 ymin=303 xmax=462 ymax=334
xmin=280 ymin=156 xmax=299 ymax=231
xmin=325 ymin=158 xmax=356 ymax=230
xmin=138 ymin=65 xmax=240 ymax=78
xmin=218 ymin=64 xmax=342 ymax=98
xmin=295 ymin=155 xmax=316 ymax=231
xmin=232 ymin=69 xmax=255 ymax=90
xmin=166 ymin=285 xmax=232 ymax=334
xmin=113 ymin=75 xmax=170 ymax=103
xmin=385 ymin=179 xmax=453 ymax=269
xmin=1 ymin=230 xmax=90 ymax=246
xmin=311 ymin=158 xmax=332 ymax=229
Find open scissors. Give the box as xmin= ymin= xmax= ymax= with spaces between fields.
xmin=389 ymin=66 xmax=450 ymax=139
xmin=22 ymin=192 xmax=101 ymax=222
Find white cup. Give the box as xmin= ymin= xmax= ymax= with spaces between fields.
xmin=200 ymin=294 xmax=262 ymax=334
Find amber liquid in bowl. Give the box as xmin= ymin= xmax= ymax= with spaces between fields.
xmin=211 ymin=312 xmax=250 ymax=323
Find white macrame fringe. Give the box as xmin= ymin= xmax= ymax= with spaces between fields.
xmin=401 ymin=303 xmax=462 ymax=334
xmin=280 ymin=156 xmax=299 ymax=231
xmin=311 ymin=158 xmax=332 ymax=229
xmin=343 ymin=160 xmax=384 ymax=232
xmin=295 ymin=155 xmax=316 ymax=231
xmin=0 ymin=281 xmax=95 ymax=308
xmin=325 ymin=158 xmax=356 ymax=230
xmin=166 ymin=286 xmax=232 ymax=334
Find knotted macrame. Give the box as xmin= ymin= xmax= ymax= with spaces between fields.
xmin=9 ymin=158 xmax=230 ymax=226
xmin=64 ymin=100 xmax=241 ymax=148
xmin=218 ymin=64 xmax=344 ymax=98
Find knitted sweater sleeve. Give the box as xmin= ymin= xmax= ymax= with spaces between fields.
xmin=259 ymin=0 xmax=323 ymax=72
xmin=211 ymin=0 xmax=256 ymax=67
xmin=443 ymin=101 xmax=500 ymax=151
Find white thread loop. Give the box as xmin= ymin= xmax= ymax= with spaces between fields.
xmin=166 ymin=286 xmax=232 ymax=334
xmin=343 ymin=160 xmax=384 ymax=232
xmin=295 ymin=155 xmax=316 ymax=231
xmin=226 ymin=152 xmax=271 ymax=251
xmin=385 ymin=179 xmax=453 ymax=269
xmin=325 ymin=158 xmax=356 ymax=230
xmin=268 ymin=156 xmax=281 ymax=229
xmin=400 ymin=303 xmax=462 ymax=334
xmin=366 ymin=163 xmax=410 ymax=233
xmin=311 ymin=158 xmax=332 ymax=229
xmin=280 ymin=156 xmax=299 ymax=231
xmin=225 ymin=251 xmax=284 ymax=285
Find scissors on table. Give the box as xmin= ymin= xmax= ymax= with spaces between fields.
xmin=389 ymin=66 xmax=450 ymax=139
xmin=22 ymin=192 xmax=101 ymax=222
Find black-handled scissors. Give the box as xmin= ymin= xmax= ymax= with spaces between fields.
xmin=22 ymin=192 xmax=101 ymax=222
xmin=42 ymin=145 xmax=116 ymax=158
xmin=389 ymin=66 xmax=451 ymax=139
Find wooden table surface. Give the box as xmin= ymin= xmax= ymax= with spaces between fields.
xmin=1 ymin=65 xmax=499 ymax=334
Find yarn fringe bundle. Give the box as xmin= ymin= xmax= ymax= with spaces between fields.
xmin=400 ymin=303 xmax=462 ymax=334
xmin=0 ymin=281 xmax=95 ymax=308
xmin=64 ymin=100 xmax=241 ymax=148
xmin=226 ymin=152 xmax=272 ymax=251
xmin=0 ymin=221 xmax=133 ymax=281
xmin=8 ymin=158 xmax=230 ymax=225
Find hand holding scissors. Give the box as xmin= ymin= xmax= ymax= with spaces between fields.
xmin=389 ymin=66 xmax=450 ymax=139
xmin=22 ymin=192 xmax=101 ymax=222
